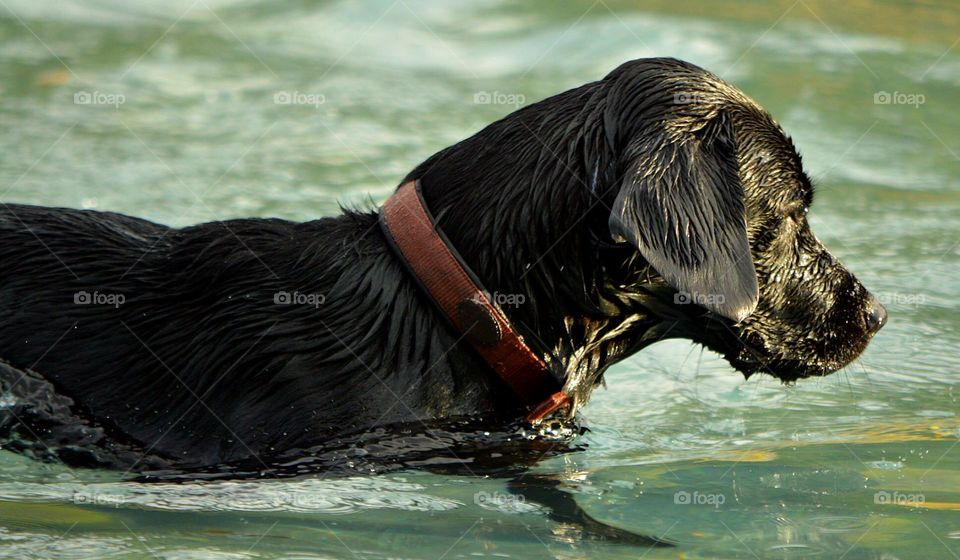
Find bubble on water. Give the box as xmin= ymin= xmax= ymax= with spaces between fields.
xmin=810 ymin=515 xmax=869 ymax=534
xmin=703 ymin=418 xmax=747 ymax=436
xmin=915 ymin=410 xmax=955 ymax=418
xmin=768 ymin=543 xmax=820 ymax=556
xmin=856 ymin=400 xmax=888 ymax=411
xmin=865 ymin=460 xmax=904 ymax=470
xmin=0 ymin=477 xmax=462 ymax=514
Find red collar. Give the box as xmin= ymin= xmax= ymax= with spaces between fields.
xmin=379 ymin=180 xmax=571 ymax=424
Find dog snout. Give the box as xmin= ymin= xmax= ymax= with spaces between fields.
xmin=864 ymin=296 xmax=887 ymax=334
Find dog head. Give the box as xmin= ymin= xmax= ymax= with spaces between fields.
xmin=606 ymin=59 xmax=886 ymax=381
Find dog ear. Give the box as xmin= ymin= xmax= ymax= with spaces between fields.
xmin=608 ymin=114 xmax=758 ymax=322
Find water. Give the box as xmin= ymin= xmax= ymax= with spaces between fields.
xmin=1 ymin=0 xmax=958 ymax=558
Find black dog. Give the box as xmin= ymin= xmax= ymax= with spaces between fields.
xmin=0 ymin=58 xmax=885 ymax=472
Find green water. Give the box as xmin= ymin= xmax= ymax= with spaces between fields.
xmin=1 ymin=1 xmax=958 ymax=558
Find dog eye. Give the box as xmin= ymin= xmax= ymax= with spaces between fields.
xmin=787 ymin=203 xmax=809 ymax=220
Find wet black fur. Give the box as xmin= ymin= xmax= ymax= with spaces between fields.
xmin=0 ymin=58 xmax=884 ymax=472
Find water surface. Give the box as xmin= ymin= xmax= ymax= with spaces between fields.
xmin=0 ymin=0 xmax=958 ymax=558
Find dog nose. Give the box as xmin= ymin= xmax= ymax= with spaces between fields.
xmin=864 ymin=299 xmax=887 ymax=333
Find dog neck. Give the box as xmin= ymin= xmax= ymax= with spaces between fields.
xmin=393 ymin=70 xmax=750 ymax=409
xmin=407 ymin=170 xmax=676 ymax=410
xmin=379 ymin=180 xmax=572 ymax=422
xmin=398 ymin=127 xmax=686 ymax=410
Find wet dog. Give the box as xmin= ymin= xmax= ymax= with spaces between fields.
xmin=0 ymin=58 xmax=885 ymax=472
